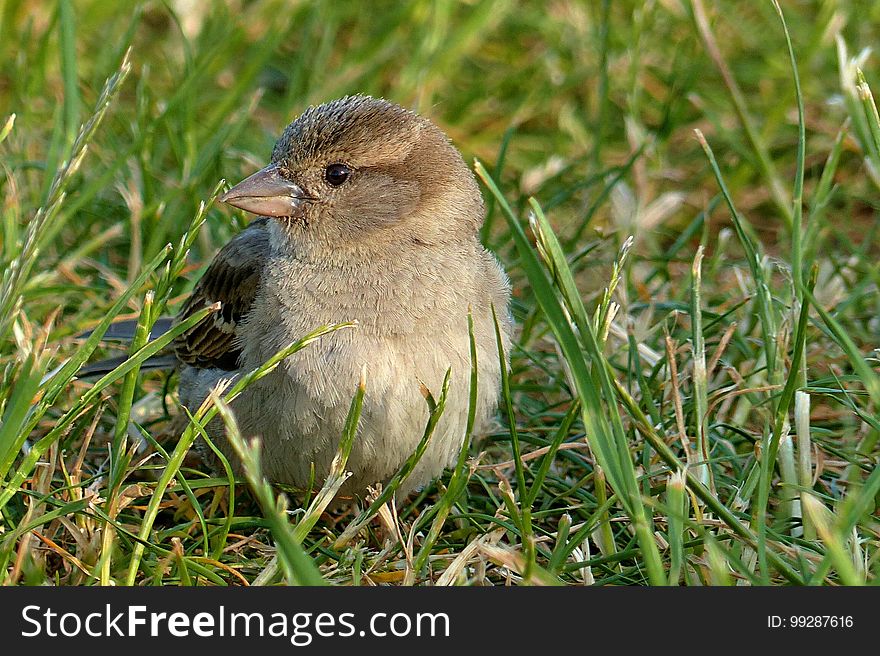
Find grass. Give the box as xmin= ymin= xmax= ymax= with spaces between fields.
xmin=0 ymin=0 xmax=878 ymax=586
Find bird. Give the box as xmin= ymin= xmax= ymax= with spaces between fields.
xmin=143 ymin=94 xmax=511 ymax=499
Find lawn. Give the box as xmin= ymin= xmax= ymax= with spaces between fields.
xmin=0 ymin=0 xmax=878 ymax=586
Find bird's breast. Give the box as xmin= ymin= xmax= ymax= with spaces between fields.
xmin=238 ymin=258 xmax=468 ymax=394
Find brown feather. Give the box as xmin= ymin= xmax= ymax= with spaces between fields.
xmin=173 ymin=218 xmax=271 ymax=370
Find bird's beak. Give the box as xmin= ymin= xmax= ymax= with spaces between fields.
xmin=219 ymin=164 xmax=309 ymax=218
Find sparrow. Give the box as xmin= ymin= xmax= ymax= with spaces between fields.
xmin=167 ymin=95 xmax=512 ymax=498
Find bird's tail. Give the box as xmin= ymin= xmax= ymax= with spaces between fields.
xmin=78 ymin=316 xmax=175 ymax=342
xmin=77 ymin=317 xmax=177 ymax=378
xmin=77 ymin=353 xmax=178 ymax=378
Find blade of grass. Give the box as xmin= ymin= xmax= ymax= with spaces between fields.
xmin=0 ymin=48 xmax=131 ymax=342
xmin=334 ymin=369 xmax=451 ymax=550
xmin=413 ymin=311 xmax=480 ymax=574
xmin=690 ymin=0 xmax=792 ymax=225
xmin=124 ymin=323 xmax=351 ymax=583
xmin=213 ymin=393 xmax=324 ymax=586
xmin=492 ymin=303 xmax=535 ymax=578
xmin=666 ymin=470 xmax=688 ymax=585
xmin=58 ymin=0 xmax=80 ymax=147
xmin=0 ymin=243 xmax=173 ymax=489
xmin=476 ymin=161 xmax=665 ymax=585
xmin=293 ymin=367 xmax=366 ymax=542
xmin=690 ymin=245 xmax=713 ymax=491
xmin=695 ymin=129 xmax=780 ymax=389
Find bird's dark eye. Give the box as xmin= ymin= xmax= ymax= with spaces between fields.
xmin=325 ymin=163 xmax=351 ymax=186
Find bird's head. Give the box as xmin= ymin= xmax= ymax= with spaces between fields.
xmin=219 ymin=95 xmax=483 ymax=249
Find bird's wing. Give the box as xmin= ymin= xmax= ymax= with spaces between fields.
xmin=173 ymin=218 xmax=271 ymax=370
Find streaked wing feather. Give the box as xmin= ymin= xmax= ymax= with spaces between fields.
xmin=173 ymin=218 xmax=271 ymax=370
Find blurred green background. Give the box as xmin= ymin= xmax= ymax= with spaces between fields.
xmin=1 ymin=0 xmax=879 ymax=586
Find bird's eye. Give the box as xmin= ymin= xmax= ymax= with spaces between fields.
xmin=325 ymin=163 xmax=351 ymax=186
